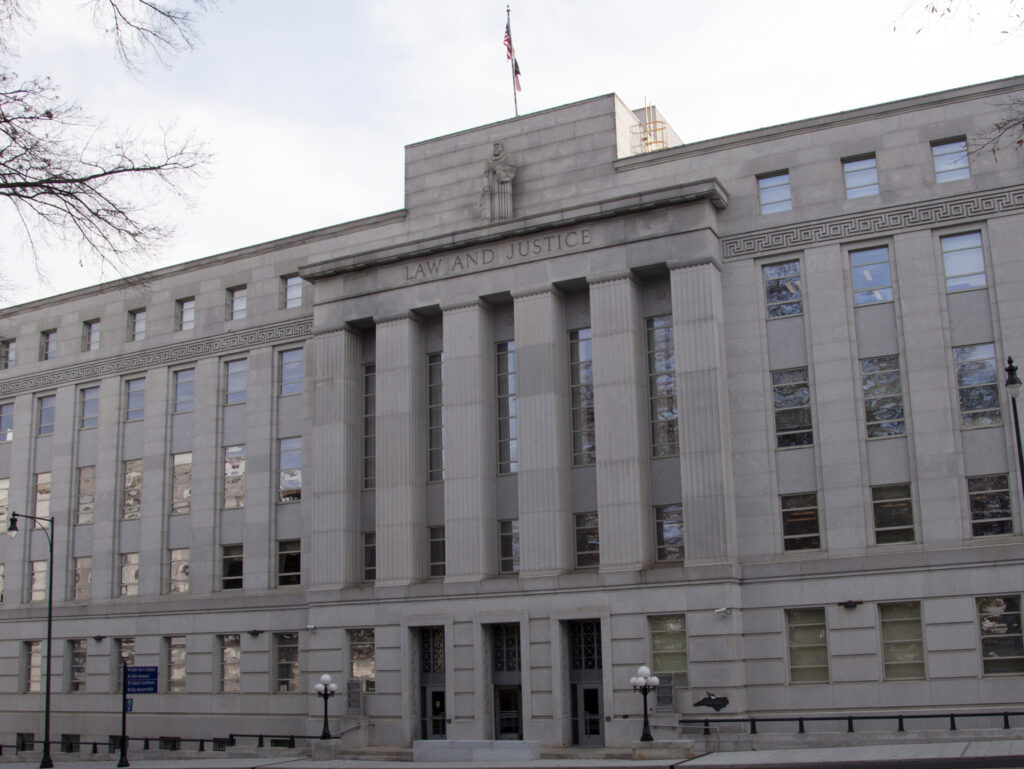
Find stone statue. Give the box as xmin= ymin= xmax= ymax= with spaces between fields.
xmin=481 ymin=141 xmax=517 ymax=221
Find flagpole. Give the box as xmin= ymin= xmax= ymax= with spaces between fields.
xmin=507 ymin=6 xmax=519 ymax=116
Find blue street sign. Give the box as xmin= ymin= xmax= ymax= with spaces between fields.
xmin=125 ymin=666 xmax=158 ymax=694
xmin=126 ymin=698 xmax=133 ymax=712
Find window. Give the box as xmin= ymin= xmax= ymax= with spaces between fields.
xmin=850 ymin=245 xmax=892 ymax=305
xmin=224 ymin=445 xmax=245 ymax=508
xmin=429 ymin=525 xmax=446 ymax=578
xmin=68 ymin=640 xmax=87 ymax=692
xmin=83 ymin=320 xmax=100 ymax=351
xmin=128 ymin=309 xmax=146 ymax=341
xmin=122 ymin=459 xmax=142 ymax=519
xmin=496 ymin=341 xmax=518 ymax=473
xmin=843 ymin=154 xmax=879 ymax=198
xmin=0 ymin=338 xmax=14 ymax=369
xmin=279 ymin=348 xmax=303 ymax=396
xmin=277 ymin=539 xmax=300 ymax=586
xmin=169 ymin=548 xmax=189 ymax=594
xmin=574 ymin=512 xmax=599 ymax=568
xmin=25 ymin=641 xmax=42 ymax=693
xmin=0 ymin=562 xmax=4 ymax=603
xmin=219 ymin=634 xmax=241 ymax=692
xmin=655 ymin=503 xmax=684 ymax=562
xmin=968 ymin=474 xmax=1013 ymax=536
xmin=569 ymin=328 xmax=595 ymax=466
xmin=73 ymin=557 xmax=91 ymax=600
xmin=166 ymin=636 xmax=186 ymax=693
xmin=176 ymin=298 xmax=195 ymax=331
xmin=786 ymin=607 xmax=829 ymax=683
xmin=861 ymin=355 xmax=905 ymax=437
xmin=40 ymin=329 xmax=56 ymax=360
xmin=168 ymin=369 xmax=193 ymax=415
xmin=363 ymin=364 xmax=376 ymax=489
xmin=362 ymin=532 xmax=376 ymax=582
xmin=499 ymin=519 xmax=520 ymax=574
xmin=115 ymin=638 xmax=135 ymax=692
xmin=37 ymin=394 xmax=55 ymax=436
xmin=0 ymin=478 xmax=9 ymax=530
xmin=758 ymin=171 xmax=792 ymax=214
xmin=278 ymin=437 xmax=301 ymax=503
xmin=782 ymin=492 xmax=820 ymax=551
xmin=977 ymin=595 xmax=1023 ymax=674
xmin=647 ymin=315 xmax=679 ymax=457
xmin=650 ymin=615 xmax=688 ymax=709
xmin=31 ymin=560 xmax=47 ymax=602
xmin=222 ymin=544 xmax=243 ymax=590
xmin=763 ymin=260 xmax=802 ymax=318
xmin=880 ymin=602 xmax=925 ymax=680
xmin=283 ymin=275 xmax=302 ymax=308
xmin=350 ymin=629 xmax=376 ymax=692
xmin=79 ymin=386 xmax=99 ymax=429
xmin=34 ymin=472 xmax=51 ymax=526
xmin=872 ymin=483 xmax=915 ymax=544
xmin=427 ymin=352 xmax=444 ymax=481
xmin=224 ymin=359 xmax=247 ymax=405
xmin=933 ymin=138 xmax=969 ymax=183
xmin=75 ymin=466 xmax=95 ymax=525
xmin=228 ymin=286 xmax=247 ymax=320
xmin=773 ymin=367 xmax=813 ymax=447
xmin=274 ymin=632 xmax=299 ymax=692
xmin=0 ymin=402 xmax=11 ymax=441
xmin=171 ymin=452 xmax=191 ymax=515
xmin=954 ymin=343 xmax=1000 ymax=427
xmin=125 ymin=378 xmax=145 ymax=421
xmin=942 ymin=231 xmax=985 ymax=292
xmin=119 ymin=553 xmax=139 ymax=596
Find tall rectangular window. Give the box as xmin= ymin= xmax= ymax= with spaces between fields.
xmin=125 ymin=378 xmax=145 ymax=422
xmin=166 ymin=636 xmax=186 ymax=693
xmin=25 ymin=641 xmax=42 ymax=693
xmin=83 ymin=320 xmax=100 ymax=351
xmin=228 ymin=286 xmax=247 ymax=320
xmin=861 ymin=355 xmax=905 ymax=437
xmin=274 ymin=632 xmax=299 ymax=692
xmin=169 ymin=548 xmax=189 ymax=594
xmin=278 ymin=437 xmax=301 ymax=502
xmin=362 ymin=532 xmax=376 ymax=582
xmin=499 ymin=519 xmax=520 ymax=574
xmin=872 ymin=483 xmax=915 ymax=543
xmin=647 ymin=315 xmax=678 ymax=457
xmin=763 ymin=260 xmax=802 ymax=317
xmin=650 ymin=615 xmax=688 ymax=709
xmin=224 ymin=445 xmax=245 ymax=509
xmin=119 ymin=553 xmax=139 ymax=596
xmin=79 ymin=386 xmax=99 ymax=429
xmin=786 ymin=607 xmax=829 ymax=683
xmin=0 ymin=402 xmax=12 ymax=441
xmin=40 ymin=329 xmax=56 ymax=360
xmin=224 ymin=359 xmax=247 ymax=405
xmin=569 ymin=327 xmax=595 ymax=466
xmin=222 ymin=544 xmax=243 ymax=590
xmin=773 ymin=367 xmax=813 ymax=447
xmin=0 ymin=478 xmax=8 ymax=529
xmin=496 ymin=341 xmax=518 ymax=473
xmin=350 ymin=629 xmax=376 ymax=692
xmin=37 ymin=394 xmax=55 ymax=435
xmin=277 ymin=540 xmax=300 ymax=586
xmin=173 ymin=369 xmax=194 ymax=413
xmin=176 ymin=297 xmax=195 ymax=331
xmin=34 ymin=472 xmax=51 ymax=526
xmin=75 ymin=466 xmax=95 ymax=525
xmin=977 ymin=595 xmax=1023 ymax=674
xmin=955 ymin=343 xmax=1000 ymax=427
xmin=574 ymin=512 xmax=599 ymax=568
xmin=782 ymin=492 xmax=820 ymax=551
xmin=968 ymin=474 xmax=1013 ymax=536
xmin=758 ymin=171 xmax=792 ymax=213
xmin=279 ymin=348 xmax=303 ymax=396
xmin=218 ymin=634 xmax=240 ymax=692
xmin=31 ymin=560 xmax=47 ymax=602
xmin=850 ymin=245 xmax=892 ymax=305
xmin=0 ymin=338 xmax=15 ymax=369
xmin=0 ymin=563 xmax=5 ymax=603
xmin=655 ymin=503 xmax=684 ymax=562
xmin=933 ymin=138 xmax=969 ymax=183
xmin=171 ymin=452 xmax=191 ymax=515
xmin=363 ymin=364 xmax=376 ymax=489
xmin=283 ymin=275 xmax=302 ymax=308
xmin=880 ymin=602 xmax=925 ymax=680
xmin=67 ymin=640 xmax=87 ymax=692
xmin=73 ymin=556 xmax=91 ymax=600
xmin=429 ymin=525 xmax=446 ymax=578
xmin=128 ymin=309 xmax=146 ymax=341
xmin=427 ymin=352 xmax=444 ymax=481
xmin=843 ymin=154 xmax=879 ymax=198
xmin=942 ymin=232 xmax=985 ymax=291
xmin=115 ymin=638 xmax=135 ymax=692
xmin=122 ymin=459 xmax=141 ymax=519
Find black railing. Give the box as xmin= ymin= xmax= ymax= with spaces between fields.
xmin=681 ymin=710 xmax=1024 ymax=736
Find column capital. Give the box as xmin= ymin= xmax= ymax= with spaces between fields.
xmin=667 ymin=254 xmax=721 ymax=273
xmin=373 ymin=310 xmax=422 ymax=326
xmin=587 ymin=270 xmax=635 ymax=288
xmin=440 ymin=299 xmax=489 ymax=314
xmin=511 ymin=285 xmax=562 ymax=301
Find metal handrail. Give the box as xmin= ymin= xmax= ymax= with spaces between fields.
xmin=680 ymin=709 xmax=1024 ymax=736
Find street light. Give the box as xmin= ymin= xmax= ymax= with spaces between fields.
xmin=314 ymin=673 xmax=338 ymax=740
xmin=1005 ymin=357 xmax=1024 ymax=508
xmin=629 ymin=664 xmax=660 ymax=742
xmin=8 ymin=512 xmax=56 ymax=768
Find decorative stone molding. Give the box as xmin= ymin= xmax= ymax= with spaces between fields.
xmin=721 ymin=186 xmax=1024 ymax=259
xmin=0 ymin=318 xmax=312 ymax=397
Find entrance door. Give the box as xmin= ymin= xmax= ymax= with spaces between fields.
xmin=418 ymin=627 xmax=446 ymax=740
xmin=571 ymin=684 xmax=603 ymax=746
xmin=568 ymin=620 xmax=603 ymax=746
xmin=426 ymin=686 xmax=446 ymax=738
xmin=494 ymin=685 xmax=522 ymax=739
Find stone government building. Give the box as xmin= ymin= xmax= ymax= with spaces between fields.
xmin=0 ymin=75 xmax=1022 ymax=751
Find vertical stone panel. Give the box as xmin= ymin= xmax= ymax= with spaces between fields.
xmin=139 ymin=368 xmax=169 ymax=597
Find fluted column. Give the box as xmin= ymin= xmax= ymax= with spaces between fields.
xmin=670 ymin=260 xmax=736 ymax=563
xmin=375 ymin=314 xmax=426 ymax=585
xmin=513 ymin=289 xmax=572 ymax=576
xmin=442 ymin=302 xmax=496 ymax=581
xmin=590 ymin=275 xmax=650 ymax=571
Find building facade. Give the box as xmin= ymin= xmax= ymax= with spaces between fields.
xmin=1 ymin=76 xmax=1023 ymax=751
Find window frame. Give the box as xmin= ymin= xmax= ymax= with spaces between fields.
xmin=772 ymin=367 xmax=813 ymax=447
xmin=278 ymin=436 xmax=302 ymax=503
xmin=879 ymin=601 xmax=925 ymax=680
xmin=363 ymin=363 xmax=376 ymax=489
xmin=861 ymin=355 xmax=905 ymax=438
xmin=574 ymin=511 xmax=599 ymax=569
xmin=37 ymin=394 xmax=56 ymax=436
xmin=82 ymin=320 xmax=101 ymax=352
xmin=0 ymin=402 xmax=12 ymax=442
xmin=781 ymin=492 xmax=820 ymax=551
xmin=218 ymin=633 xmax=241 ymax=692
xmin=75 ymin=466 xmax=96 ymax=525
xmin=224 ymin=358 xmax=248 ymax=405
xmin=166 ymin=636 xmax=186 ymax=693
xmin=168 ymin=547 xmax=190 ymax=594
xmin=0 ymin=338 xmax=15 ymax=369
xmin=655 ymin=503 xmax=684 ymax=562
xmin=40 ymin=329 xmax=57 ymax=361
xmin=932 ymin=137 xmax=969 ymax=183
xmin=122 ymin=459 xmax=142 ymax=520
xmin=79 ymin=386 xmax=100 ymax=430
xmin=954 ymin=342 xmax=1001 ymax=428
xmin=279 ymin=348 xmax=303 ymax=396
xmin=349 ymin=628 xmax=376 ymax=693
xmin=124 ymin=378 xmax=145 ymax=422
xmin=872 ymin=483 xmax=915 ymax=544
xmin=277 ymin=539 xmax=301 ymax=586
xmin=842 ymin=153 xmax=879 ymax=198
xmin=569 ymin=327 xmax=596 ymax=466
xmin=758 ymin=170 xmax=792 ymax=214
xmin=171 ymin=452 xmax=192 ymax=516
xmin=221 ymin=544 xmax=243 ymax=590
xmin=228 ymin=286 xmax=247 ymax=320
xmin=426 ymin=351 xmax=444 ymax=482
xmin=967 ymin=474 xmax=1013 ymax=536
xmin=362 ymin=532 xmax=376 ymax=582
xmin=941 ymin=231 xmax=986 ymax=292
xmin=172 ymin=368 xmax=195 ymax=414
xmin=73 ymin=556 xmax=92 ymax=600
xmin=274 ymin=632 xmax=300 ymax=693
xmin=128 ymin=309 xmax=146 ymax=342
xmin=67 ymin=640 xmax=87 ymax=693
xmin=977 ymin=594 xmax=1024 ymax=675
xmin=428 ymin=525 xmax=446 ymax=578
xmin=119 ymin=552 xmax=139 ymax=597
xmin=763 ymin=259 xmax=803 ymax=318
xmin=498 ymin=519 xmax=520 ymax=574
xmin=496 ymin=340 xmax=518 ymax=474
xmin=785 ymin=607 xmax=830 ymax=683
xmin=223 ymin=444 xmax=245 ymax=509
xmin=175 ymin=297 xmax=195 ymax=331
xmin=849 ymin=245 xmax=893 ymax=305
xmin=646 ymin=315 xmax=679 ymax=458
xmin=282 ymin=274 xmax=303 ymax=309
xmin=649 ymin=614 xmax=689 ymax=710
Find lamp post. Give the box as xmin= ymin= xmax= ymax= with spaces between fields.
xmin=629 ymin=665 xmax=660 ymax=743
xmin=8 ymin=512 xmax=56 ymax=768
xmin=314 ymin=673 xmax=338 ymax=740
xmin=1005 ymin=357 xmax=1024 ymax=508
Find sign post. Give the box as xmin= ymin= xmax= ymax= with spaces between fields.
xmin=120 ymin=664 xmax=158 ymax=767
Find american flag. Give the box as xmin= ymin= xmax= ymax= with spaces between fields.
xmin=504 ymin=19 xmax=522 ymax=91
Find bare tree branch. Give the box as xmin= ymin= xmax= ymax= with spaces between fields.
xmin=89 ymin=0 xmax=207 ymax=73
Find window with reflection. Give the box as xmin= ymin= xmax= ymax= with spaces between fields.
xmin=569 ymin=328 xmax=595 ymax=465
xmin=763 ymin=260 xmax=802 ymax=317
xmin=850 ymin=245 xmax=892 ymax=305
xmin=861 ymin=355 xmax=905 ymax=437
xmin=954 ymin=343 xmax=1000 ymax=427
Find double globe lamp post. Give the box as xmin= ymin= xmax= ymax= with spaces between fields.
xmin=314 ymin=673 xmax=339 ymax=740
xmin=630 ymin=665 xmax=660 ymax=742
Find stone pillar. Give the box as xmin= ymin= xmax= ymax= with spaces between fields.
xmin=513 ymin=289 xmax=572 ymax=577
xmin=375 ymin=314 xmax=426 ymax=585
xmin=442 ymin=302 xmax=496 ymax=581
xmin=590 ymin=275 xmax=650 ymax=571
xmin=671 ymin=260 xmax=737 ymax=563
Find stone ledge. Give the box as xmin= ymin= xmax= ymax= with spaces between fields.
xmin=413 ymin=739 xmax=541 ymax=762
xmin=631 ymin=739 xmax=696 ymax=760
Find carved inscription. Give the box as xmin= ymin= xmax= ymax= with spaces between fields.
xmin=404 ymin=227 xmax=593 ymax=282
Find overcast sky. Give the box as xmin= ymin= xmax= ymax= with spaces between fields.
xmin=2 ymin=0 xmax=1022 ymax=305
